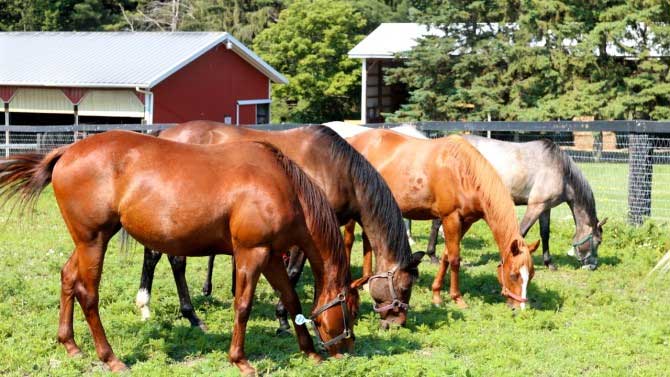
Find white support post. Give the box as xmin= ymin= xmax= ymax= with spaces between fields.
xmin=236 ymin=103 xmax=240 ymax=126
xmin=361 ymin=58 xmax=367 ymax=125
xmin=4 ymin=102 xmax=8 ymax=157
xmin=144 ymin=92 xmax=154 ymax=125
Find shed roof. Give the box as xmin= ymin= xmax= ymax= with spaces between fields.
xmin=348 ymin=23 xmax=443 ymax=59
xmin=0 ymin=32 xmax=288 ymax=88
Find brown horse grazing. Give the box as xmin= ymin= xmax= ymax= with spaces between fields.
xmin=346 ymin=129 xmax=540 ymax=309
xmin=136 ymin=121 xmax=423 ymax=332
xmin=0 ymin=130 xmax=361 ymax=375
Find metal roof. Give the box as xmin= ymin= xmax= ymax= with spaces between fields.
xmin=0 ymin=32 xmax=288 ymax=88
xmin=348 ymin=23 xmax=443 ymax=59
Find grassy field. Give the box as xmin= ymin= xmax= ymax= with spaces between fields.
xmin=1 ymin=188 xmax=669 ymax=376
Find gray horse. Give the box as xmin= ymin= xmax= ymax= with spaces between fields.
xmin=425 ymin=135 xmax=607 ymax=270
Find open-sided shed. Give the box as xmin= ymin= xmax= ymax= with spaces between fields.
xmin=0 ymin=32 xmax=287 ymax=126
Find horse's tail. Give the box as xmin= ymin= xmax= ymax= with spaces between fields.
xmin=255 ymin=141 xmax=348 ymax=280
xmin=0 ymin=146 xmax=69 ymax=214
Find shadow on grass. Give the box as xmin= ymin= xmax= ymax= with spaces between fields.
xmin=532 ymin=253 xmax=621 ymax=270
xmin=417 ymin=266 xmax=563 ymax=312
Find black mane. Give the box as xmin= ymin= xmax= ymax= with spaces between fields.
xmin=540 ymin=139 xmax=598 ymax=221
xmin=308 ymin=125 xmax=413 ymax=269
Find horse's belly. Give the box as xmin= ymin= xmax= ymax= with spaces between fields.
xmin=120 ymin=210 xmax=232 ymax=256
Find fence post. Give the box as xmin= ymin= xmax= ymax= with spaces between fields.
xmin=628 ymin=132 xmax=653 ymax=225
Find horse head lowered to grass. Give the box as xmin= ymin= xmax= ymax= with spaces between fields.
xmin=346 ymin=129 xmax=540 ymax=309
xmin=0 ymin=131 xmax=361 ymax=375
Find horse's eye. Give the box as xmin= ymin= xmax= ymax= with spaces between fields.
xmin=510 ymin=273 xmax=519 ymax=280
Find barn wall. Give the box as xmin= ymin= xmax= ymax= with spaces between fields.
xmin=152 ymin=45 xmax=270 ymax=124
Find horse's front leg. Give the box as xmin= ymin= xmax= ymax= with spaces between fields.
xmin=167 ymin=255 xmax=206 ymax=330
xmin=275 ymin=246 xmax=306 ymax=335
xmin=230 ymin=246 xmax=269 ymax=375
xmin=538 ymin=210 xmax=556 ymax=270
xmin=426 ymin=218 xmax=442 ymax=264
xmin=431 ymin=214 xmax=468 ymax=308
xmin=135 ymin=247 xmax=162 ymax=321
xmin=343 ymin=220 xmax=356 ymax=258
xmin=520 ymin=203 xmax=554 ymax=269
xmin=362 ymin=231 xmax=373 ymax=276
xmin=202 ymin=255 xmax=215 ymax=296
xmin=263 ymin=253 xmax=320 ymax=360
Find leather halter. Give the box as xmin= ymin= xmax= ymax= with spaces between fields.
xmin=367 ymin=266 xmax=409 ymax=313
xmin=498 ymin=258 xmax=528 ymax=304
xmin=572 ymin=232 xmax=597 ymax=264
xmin=295 ymin=289 xmax=352 ymax=350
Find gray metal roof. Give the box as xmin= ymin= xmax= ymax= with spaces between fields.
xmin=0 ymin=32 xmax=288 ymax=88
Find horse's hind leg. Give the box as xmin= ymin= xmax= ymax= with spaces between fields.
xmin=58 ymin=253 xmax=82 ymax=356
xmin=275 ymin=246 xmax=306 ymax=335
xmin=202 ymin=255 xmax=215 ymax=296
xmin=136 ymin=247 xmax=161 ymax=321
xmin=72 ymin=237 xmax=127 ymax=372
xmin=539 ymin=210 xmax=556 ymax=270
xmin=230 ymin=246 xmax=269 ymax=375
xmin=263 ymin=252 xmax=319 ymax=360
xmin=167 ymin=255 xmax=206 ymax=330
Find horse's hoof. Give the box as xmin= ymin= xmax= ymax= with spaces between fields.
xmin=546 ymin=263 xmax=558 ymax=271
xmin=275 ymin=326 xmax=291 ymax=337
xmin=234 ymin=360 xmax=256 ymax=376
xmin=196 ymin=322 xmax=208 ymax=332
xmin=431 ymin=294 xmax=443 ymax=306
xmin=108 ymin=359 xmax=128 ymax=372
xmin=429 ymin=256 xmax=440 ymax=265
xmin=202 ymin=285 xmax=212 ymax=296
xmin=454 ymin=298 xmax=468 ymax=309
xmin=308 ymin=352 xmax=323 ymax=363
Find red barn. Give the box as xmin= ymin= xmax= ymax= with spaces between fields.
xmin=0 ymin=32 xmax=287 ymax=126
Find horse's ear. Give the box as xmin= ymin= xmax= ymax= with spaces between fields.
xmin=528 ymin=240 xmax=540 ymax=254
xmin=510 ymin=239 xmax=521 ymax=256
xmin=350 ymin=275 xmax=370 ymax=290
xmin=597 ymin=217 xmax=608 ymax=228
xmin=410 ymin=251 xmax=425 ymax=267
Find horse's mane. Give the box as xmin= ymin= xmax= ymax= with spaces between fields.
xmin=257 ymin=140 xmax=349 ymax=283
xmin=308 ymin=126 xmax=413 ymax=269
xmin=443 ymin=135 xmax=520 ymax=248
xmin=540 ymin=139 xmax=598 ymax=220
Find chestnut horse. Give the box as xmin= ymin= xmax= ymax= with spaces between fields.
xmin=136 ymin=121 xmax=422 ymax=331
xmin=346 ymin=129 xmax=540 ymax=308
xmin=0 ymin=131 xmax=361 ymax=374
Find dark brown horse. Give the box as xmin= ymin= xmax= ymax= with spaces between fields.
xmin=346 ymin=129 xmax=540 ymax=309
xmin=136 ymin=121 xmax=423 ymax=332
xmin=0 ymin=130 xmax=361 ymax=375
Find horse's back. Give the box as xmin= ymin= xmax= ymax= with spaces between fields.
xmin=52 ymin=130 xmax=302 ymax=255
xmin=463 ymin=135 xmax=565 ymax=204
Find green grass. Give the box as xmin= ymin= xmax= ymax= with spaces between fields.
xmin=1 ymin=188 xmax=669 ymax=376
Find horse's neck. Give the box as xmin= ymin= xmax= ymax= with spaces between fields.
xmin=566 ymin=183 xmax=597 ymax=237
xmin=357 ymin=214 xmax=400 ymax=269
xmin=483 ymin=208 xmax=518 ymax=256
xmin=471 ymin=178 xmax=518 ymax=256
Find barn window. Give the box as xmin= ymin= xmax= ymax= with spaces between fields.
xmin=256 ymin=103 xmax=269 ymax=124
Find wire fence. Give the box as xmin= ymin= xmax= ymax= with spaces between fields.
xmin=2 ymin=121 xmax=669 ymax=225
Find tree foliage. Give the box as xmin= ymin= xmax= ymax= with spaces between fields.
xmin=387 ymin=0 xmax=670 ymax=121
xmin=253 ymin=0 xmax=394 ymax=122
